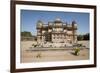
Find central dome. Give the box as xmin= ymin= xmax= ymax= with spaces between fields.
xmin=55 ymin=18 xmax=61 ymax=21
xmin=54 ymin=18 xmax=63 ymax=27
xmin=54 ymin=18 xmax=62 ymax=23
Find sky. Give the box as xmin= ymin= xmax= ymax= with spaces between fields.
xmin=21 ymin=9 xmax=90 ymax=36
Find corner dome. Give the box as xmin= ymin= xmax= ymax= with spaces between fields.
xmin=72 ymin=21 xmax=77 ymax=24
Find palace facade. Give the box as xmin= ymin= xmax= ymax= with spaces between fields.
xmin=36 ymin=18 xmax=77 ymax=47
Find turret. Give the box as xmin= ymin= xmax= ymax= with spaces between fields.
xmin=72 ymin=20 xmax=77 ymax=44
xmin=72 ymin=20 xmax=77 ymax=27
xmin=37 ymin=20 xmax=43 ymax=29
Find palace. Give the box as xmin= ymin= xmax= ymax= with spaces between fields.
xmin=36 ymin=18 xmax=77 ymax=48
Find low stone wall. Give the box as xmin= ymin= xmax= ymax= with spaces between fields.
xmin=37 ymin=42 xmax=72 ymax=48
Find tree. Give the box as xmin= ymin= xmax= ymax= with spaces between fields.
xmin=77 ymin=33 xmax=90 ymax=41
xmin=21 ymin=31 xmax=32 ymax=37
xmin=83 ymin=33 xmax=89 ymax=40
xmin=77 ymin=35 xmax=83 ymax=41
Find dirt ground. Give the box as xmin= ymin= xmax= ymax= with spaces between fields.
xmin=21 ymin=41 xmax=89 ymax=63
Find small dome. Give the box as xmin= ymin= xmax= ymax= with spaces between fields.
xmin=72 ymin=21 xmax=77 ymax=24
xmin=72 ymin=21 xmax=77 ymax=27
xmin=74 ymin=24 xmax=77 ymax=26
xmin=37 ymin=20 xmax=43 ymax=26
xmin=48 ymin=22 xmax=53 ymax=26
xmin=63 ymin=23 xmax=66 ymax=25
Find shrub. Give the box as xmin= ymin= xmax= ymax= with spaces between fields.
xmin=74 ymin=47 xmax=80 ymax=56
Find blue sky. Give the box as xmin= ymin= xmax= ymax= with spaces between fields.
xmin=21 ymin=10 xmax=89 ymax=36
